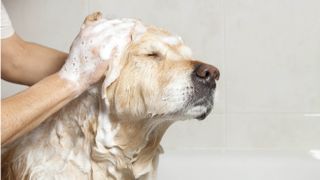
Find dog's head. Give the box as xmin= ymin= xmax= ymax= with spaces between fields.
xmin=103 ymin=21 xmax=220 ymax=122
xmin=81 ymin=15 xmax=220 ymax=178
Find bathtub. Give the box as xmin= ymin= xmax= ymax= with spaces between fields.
xmin=157 ymin=149 xmax=320 ymax=180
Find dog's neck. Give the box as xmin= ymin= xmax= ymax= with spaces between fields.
xmin=54 ymin=86 xmax=172 ymax=178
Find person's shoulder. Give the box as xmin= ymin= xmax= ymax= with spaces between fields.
xmin=1 ymin=2 xmax=15 ymax=39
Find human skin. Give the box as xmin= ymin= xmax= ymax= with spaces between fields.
xmin=1 ymin=34 xmax=68 ymax=86
xmin=1 ymin=33 xmax=70 ymax=145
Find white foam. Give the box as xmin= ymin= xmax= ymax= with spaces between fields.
xmin=59 ymin=18 xmax=142 ymax=89
xmin=161 ymin=36 xmax=182 ymax=46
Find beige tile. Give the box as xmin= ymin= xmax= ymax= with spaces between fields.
xmin=1 ymin=81 xmax=27 ymax=98
xmin=159 ymin=149 xmax=320 ymax=180
xmin=225 ymin=0 xmax=320 ymax=113
xmin=226 ymin=113 xmax=320 ymax=149
xmin=162 ymin=114 xmax=225 ymax=150
xmin=3 ymin=0 xmax=88 ymax=52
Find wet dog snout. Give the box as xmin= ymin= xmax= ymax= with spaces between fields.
xmin=193 ymin=63 xmax=220 ymax=89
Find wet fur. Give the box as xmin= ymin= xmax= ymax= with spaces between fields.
xmin=2 ymin=24 xmax=212 ymax=180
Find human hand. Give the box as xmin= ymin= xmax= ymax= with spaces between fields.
xmin=59 ymin=12 xmax=136 ymax=93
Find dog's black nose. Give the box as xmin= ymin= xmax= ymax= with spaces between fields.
xmin=193 ymin=63 xmax=220 ymax=88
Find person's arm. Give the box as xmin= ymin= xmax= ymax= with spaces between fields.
xmin=1 ymin=73 xmax=78 ymax=144
xmin=1 ymin=33 xmax=68 ymax=86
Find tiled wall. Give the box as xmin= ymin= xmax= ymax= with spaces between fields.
xmin=2 ymin=0 xmax=320 ymax=150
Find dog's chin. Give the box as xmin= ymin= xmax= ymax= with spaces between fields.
xmin=184 ymin=100 xmax=213 ymax=121
xmin=188 ymin=93 xmax=214 ymax=120
xmin=194 ymin=105 xmax=213 ymax=121
xmin=184 ymin=87 xmax=215 ymax=121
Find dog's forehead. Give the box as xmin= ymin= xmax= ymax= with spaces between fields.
xmin=138 ymin=26 xmax=183 ymax=45
xmin=131 ymin=24 xmax=193 ymax=59
xmin=99 ymin=18 xmax=185 ymax=48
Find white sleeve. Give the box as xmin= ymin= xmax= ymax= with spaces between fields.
xmin=1 ymin=2 xmax=15 ymax=39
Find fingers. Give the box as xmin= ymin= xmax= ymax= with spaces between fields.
xmin=92 ymin=20 xmax=136 ymax=61
xmin=99 ymin=39 xmax=117 ymax=60
xmin=98 ymin=29 xmax=133 ymax=61
xmin=60 ymin=14 xmax=144 ymax=90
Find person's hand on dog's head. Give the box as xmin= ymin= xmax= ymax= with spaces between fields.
xmin=59 ymin=12 xmax=137 ymax=94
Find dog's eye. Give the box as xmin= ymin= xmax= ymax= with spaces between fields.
xmin=146 ymin=52 xmax=161 ymax=58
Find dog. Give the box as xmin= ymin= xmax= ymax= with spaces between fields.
xmin=1 ymin=13 xmax=219 ymax=180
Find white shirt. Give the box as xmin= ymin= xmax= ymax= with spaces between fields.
xmin=1 ymin=2 xmax=15 ymax=39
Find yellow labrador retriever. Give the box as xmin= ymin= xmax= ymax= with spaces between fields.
xmin=2 ymin=13 xmax=219 ymax=180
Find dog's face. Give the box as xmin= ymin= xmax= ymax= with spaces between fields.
xmin=106 ymin=26 xmax=219 ymax=121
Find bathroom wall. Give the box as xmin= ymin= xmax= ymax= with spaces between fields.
xmin=2 ymin=0 xmax=320 ymax=150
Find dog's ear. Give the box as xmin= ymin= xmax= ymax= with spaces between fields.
xmin=100 ymin=20 xmax=147 ymax=105
xmin=101 ymin=54 xmax=125 ymax=101
xmin=82 ymin=11 xmax=103 ymax=29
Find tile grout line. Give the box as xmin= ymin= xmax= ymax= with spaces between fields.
xmin=222 ymin=0 xmax=228 ymax=149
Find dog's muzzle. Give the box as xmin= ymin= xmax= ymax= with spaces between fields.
xmin=190 ymin=62 xmax=220 ymax=120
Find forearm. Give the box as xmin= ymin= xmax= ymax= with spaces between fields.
xmin=21 ymin=42 xmax=68 ymax=84
xmin=1 ymin=73 xmax=78 ymax=145
xmin=1 ymin=34 xmax=68 ymax=85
